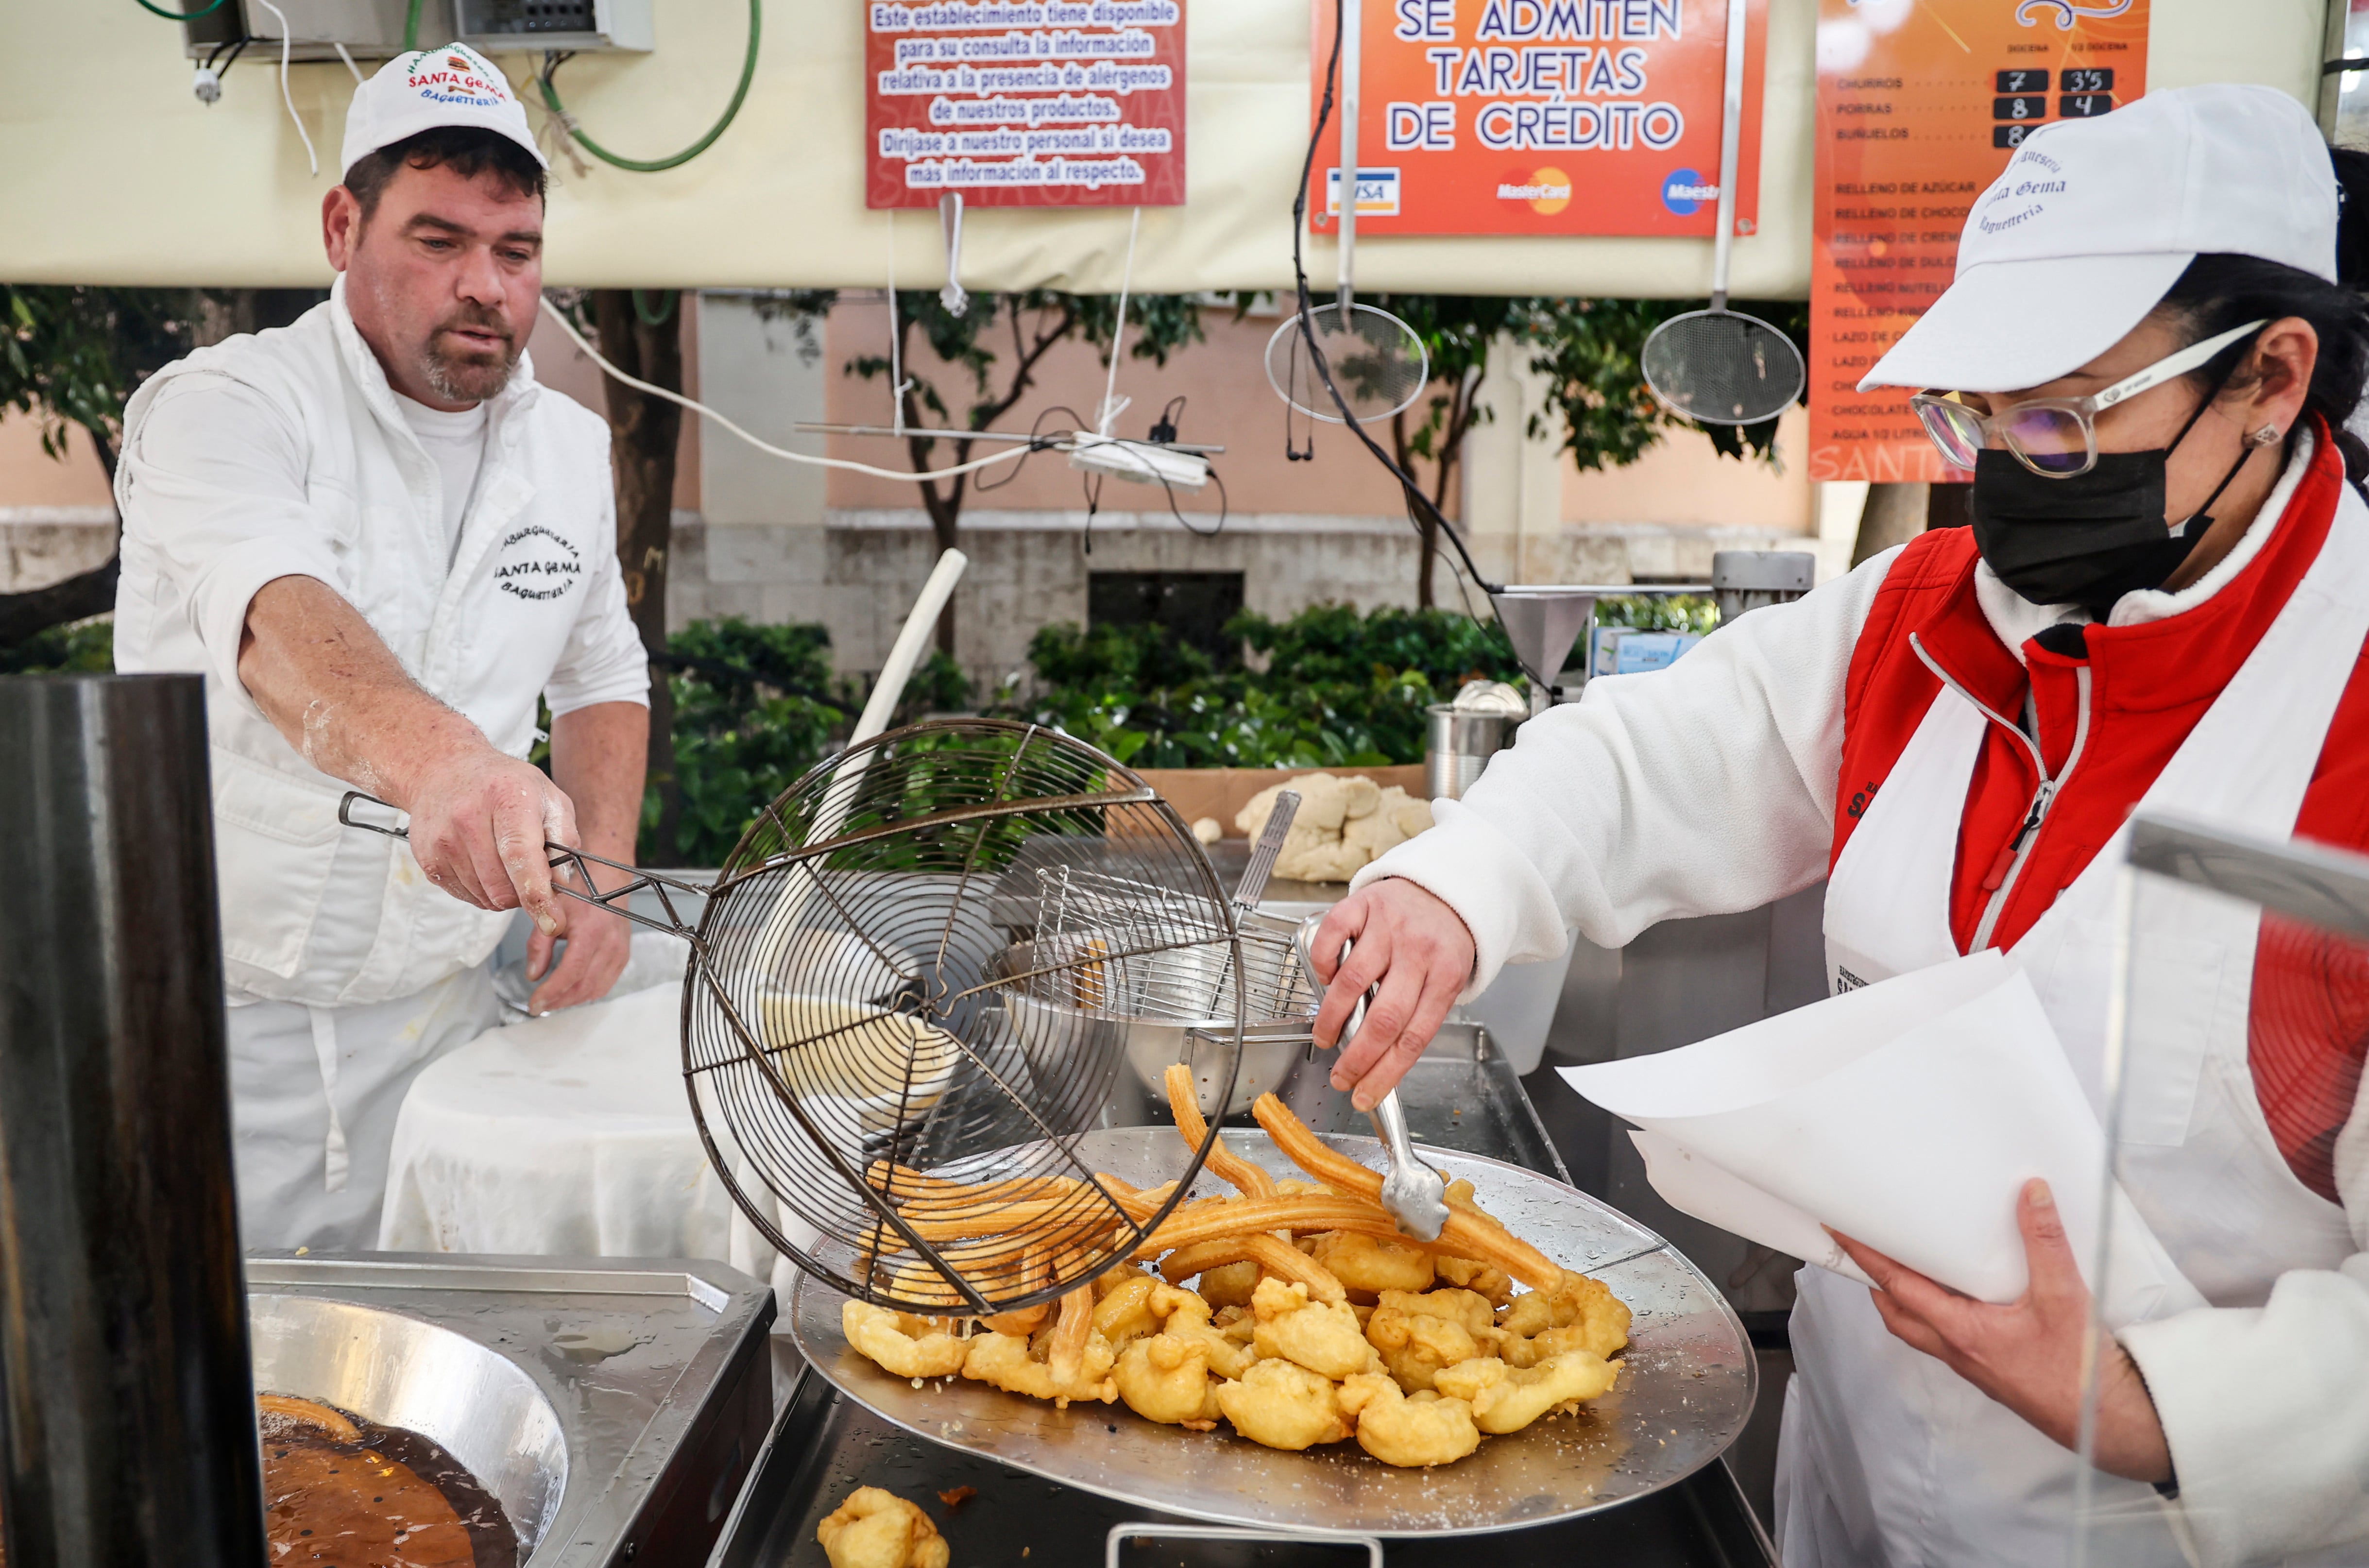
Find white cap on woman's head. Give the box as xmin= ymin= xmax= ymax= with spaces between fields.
xmin=1858 ymin=84 xmax=2335 ymax=394
xmin=339 ymin=44 xmax=548 ymax=183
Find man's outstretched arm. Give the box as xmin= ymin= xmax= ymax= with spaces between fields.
xmin=237 ymin=573 xmax=579 ymax=934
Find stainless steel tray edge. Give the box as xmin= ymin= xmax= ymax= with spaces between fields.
xmin=250 ymin=1251 xmax=776 ymax=1566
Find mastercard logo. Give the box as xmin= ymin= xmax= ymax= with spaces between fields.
xmin=1494 ymin=166 xmax=1573 ymax=216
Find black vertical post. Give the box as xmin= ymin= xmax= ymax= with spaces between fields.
xmin=0 ymin=675 xmax=264 ymax=1567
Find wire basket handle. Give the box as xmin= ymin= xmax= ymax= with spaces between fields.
xmin=337 ymin=791 xmax=712 ymax=943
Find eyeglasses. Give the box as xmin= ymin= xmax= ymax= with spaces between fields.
xmin=1909 ymin=319 xmax=2267 ymax=478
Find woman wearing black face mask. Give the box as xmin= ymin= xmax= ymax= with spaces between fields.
xmin=1289 ymin=84 xmax=2369 ymax=1568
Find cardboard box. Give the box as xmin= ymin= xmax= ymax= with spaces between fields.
xmin=1130 ymin=765 xmax=1429 ymax=838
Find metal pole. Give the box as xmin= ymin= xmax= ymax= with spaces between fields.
xmin=1337 ymin=0 xmax=1360 ymax=313
xmin=0 ymin=674 xmax=264 ymax=1568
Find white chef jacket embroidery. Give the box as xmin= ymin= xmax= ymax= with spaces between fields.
xmin=112 ymin=275 xmax=648 ymax=1010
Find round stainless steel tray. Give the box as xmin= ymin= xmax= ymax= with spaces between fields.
xmin=787 ymin=1126 xmax=1755 ymax=1537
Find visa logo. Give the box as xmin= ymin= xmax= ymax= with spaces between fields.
xmin=1324 ymin=167 xmax=1402 ymax=217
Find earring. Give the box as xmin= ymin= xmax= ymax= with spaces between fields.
xmin=2250 ymin=424 xmax=2284 ymax=447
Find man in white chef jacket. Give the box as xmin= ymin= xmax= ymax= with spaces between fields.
xmin=112 ymin=46 xmax=649 ymax=1252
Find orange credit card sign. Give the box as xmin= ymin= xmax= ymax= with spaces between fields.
xmin=1307 ymin=0 xmax=1766 ymax=237
xmin=1807 ymin=0 xmax=2149 ymax=483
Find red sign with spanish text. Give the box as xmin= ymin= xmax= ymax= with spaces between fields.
xmin=1808 ymin=0 xmax=2149 ymax=483
xmin=866 ymin=0 xmax=1187 ymax=208
xmin=1306 ymin=0 xmax=1764 ymax=237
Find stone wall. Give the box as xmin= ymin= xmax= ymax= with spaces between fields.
xmin=667 ymin=508 xmax=1813 ymax=693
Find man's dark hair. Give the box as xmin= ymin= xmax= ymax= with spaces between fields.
xmin=343 ymin=125 xmax=546 ymax=217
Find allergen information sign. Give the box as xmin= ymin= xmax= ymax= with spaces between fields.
xmin=1808 ymin=0 xmax=2148 ymax=482
xmin=1308 ymin=0 xmax=1765 ymax=237
xmin=867 ymin=0 xmax=1187 ymax=208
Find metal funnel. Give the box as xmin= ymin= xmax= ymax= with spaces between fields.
xmin=1490 ymin=587 xmax=1599 ymax=713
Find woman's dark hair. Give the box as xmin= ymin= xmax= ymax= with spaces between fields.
xmin=342 ymin=125 xmax=546 ymax=216
xmin=2155 ymin=147 xmax=2369 ymax=486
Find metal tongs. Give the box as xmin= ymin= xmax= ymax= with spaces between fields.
xmin=1293 ymin=917 xmax=1450 ymax=1241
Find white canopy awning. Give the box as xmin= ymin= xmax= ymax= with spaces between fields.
xmin=0 ymin=0 xmax=2326 ymax=294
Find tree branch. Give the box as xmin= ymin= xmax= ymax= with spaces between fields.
xmin=0 ymin=555 xmax=119 ymax=649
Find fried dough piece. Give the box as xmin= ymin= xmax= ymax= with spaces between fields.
xmin=1092 ymin=1274 xmax=1168 ymax=1345
xmin=843 ymin=1302 xmax=970 ymax=1380
xmin=1194 ymin=1260 xmax=1260 ymax=1311
xmin=1309 ymin=1232 xmax=1434 ymax=1298
xmin=1160 ymin=1290 xmax=1257 ymax=1379
xmin=1434 ymin=1350 xmax=1619 ymax=1433
xmin=961 ymin=1328 xmax=1117 ymax=1408
xmin=816 ymin=1485 xmax=951 ymax=1568
xmin=1159 ymin=1234 xmax=1346 ymax=1303
xmin=1337 ymin=1373 xmax=1482 ymax=1468
xmin=1363 ymin=1302 xmax=1483 ymax=1393
xmin=1094 ymin=1275 xmax=1211 ymax=1348
xmin=1114 ymin=1333 xmax=1225 ymax=1428
xmin=1164 ymin=1063 xmax=1276 ymax=1199
xmin=1378 ymin=1287 xmax=1496 ymax=1337
xmin=1497 ymin=1271 xmax=1632 ymax=1358
xmin=1250 ymin=1277 xmax=1375 ymax=1381
xmin=1503 ymin=1322 xmax=1612 ymax=1370
xmin=1432 ymin=1254 xmax=1515 ymax=1307
xmin=1215 ymin=1357 xmax=1352 ymax=1450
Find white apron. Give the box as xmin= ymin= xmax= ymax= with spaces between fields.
xmin=227 ymin=965 xmax=500 ymax=1253
xmin=1780 ymin=490 xmax=2369 ymax=1568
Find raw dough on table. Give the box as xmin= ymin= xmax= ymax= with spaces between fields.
xmin=1235 ymin=773 xmax=1436 ymax=884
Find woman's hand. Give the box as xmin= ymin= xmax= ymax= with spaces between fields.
xmin=1306 ymin=878 xmax=1476 ymax=1111
xmin=1832 ymin=1179 xmax=2174 ymax=1484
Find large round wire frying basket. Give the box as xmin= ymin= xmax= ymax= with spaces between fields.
xmin=681 ymin=718 xmax=1244 ymax=1316
xmin=1640 ymin=307 xmax=1806 ymax=427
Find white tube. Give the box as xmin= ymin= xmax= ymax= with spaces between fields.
xmin=854 ymin=548 xmax=969 ymax=744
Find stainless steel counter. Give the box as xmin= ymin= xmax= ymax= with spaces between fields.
xmin=249 ymin=1254 xmax=775 ymax=1567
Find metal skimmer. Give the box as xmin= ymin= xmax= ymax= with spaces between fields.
xmin=341 ymin=719 xmax=1243 ymax=1316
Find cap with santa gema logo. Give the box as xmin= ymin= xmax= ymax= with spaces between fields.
xmin=340 ymin=43 xmax=548 ymax=183
xmin=1858 ymin=83 xmax=2336 ymax=395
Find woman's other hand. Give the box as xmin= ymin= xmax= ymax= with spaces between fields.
xmin=1832 ymin=1179 xmax=2174 ymax=1484
xmin=1306 ymin=878 xmax=1476 ymax=1111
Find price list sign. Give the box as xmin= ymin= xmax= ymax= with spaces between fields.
xmin=866 ymin=0 xmax=1187 ymax=208
xmin=1807 ymin=0 xmax=2148 ymax=483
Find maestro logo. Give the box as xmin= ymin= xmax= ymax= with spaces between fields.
xmin=1662 ymin=168 xmax=1720 ymax=216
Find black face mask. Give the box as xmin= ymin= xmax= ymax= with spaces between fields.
xmin=1969 ymin=383 xmax=2255 ymax=619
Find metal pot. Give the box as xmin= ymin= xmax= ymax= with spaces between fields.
xmin=1425 ymin=704 xmax=1518 ymax=801
xmin=248 ymin=1294 xmax=569 ymax=1557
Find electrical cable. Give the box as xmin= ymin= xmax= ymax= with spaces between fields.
xmin=333 ymin=41 xmax=364 ymax=83
xmin=247 ymin=0 xmax=319 ymax=177
xmin=539 ymin=293 xmax=1042 ymax=484
xmin=134 ymin=0 xmax=228 ymax=18
xmin=402 ymin=0 xmax=422 ymax=50
xmin=1290 ymin=0 xmax=1500 ymax=595
xmin=536 ymin=0 xmax=761 ymax=173
xmin=973 ymin=405 xmax=1086 ymax=494
xmin=631 ymin=289 xmax=678 ymax=327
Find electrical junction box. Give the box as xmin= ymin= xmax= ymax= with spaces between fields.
xmin=456 ymin=0 xmax=653 ymax=52
xmin=184 ymin=0 xmax=457 ymax=61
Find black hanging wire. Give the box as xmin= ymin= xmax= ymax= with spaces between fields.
xmin=1290 ymin=0 xmax=1502 ymax=595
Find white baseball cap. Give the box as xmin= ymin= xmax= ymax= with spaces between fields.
xmin=340 ymin=44 xmax=548 ymax=184
xmin=1859 ymin=83 xmax=2336 ymax=394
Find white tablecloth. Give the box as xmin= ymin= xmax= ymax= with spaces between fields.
xmin=379 ymin=980 xmax=796 ymax=1298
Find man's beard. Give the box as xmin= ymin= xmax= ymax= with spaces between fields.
xmin=419 ymin=307 xmax=519 ymax=403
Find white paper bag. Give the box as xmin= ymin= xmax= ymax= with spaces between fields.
xmin=1562 ymin=953 xmax=2204 ymax=1326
